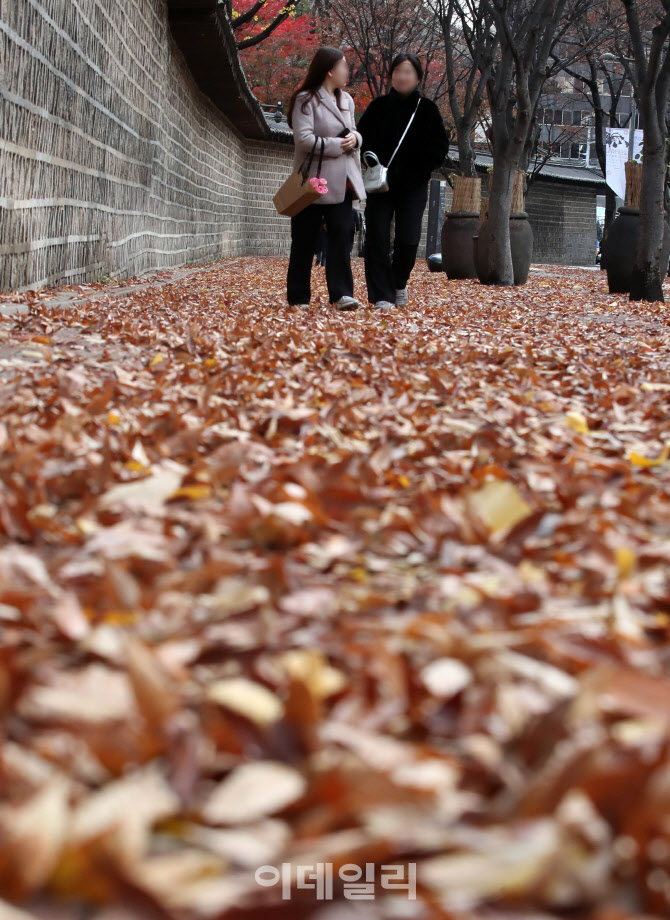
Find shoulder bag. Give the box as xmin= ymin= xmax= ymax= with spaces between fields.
xmin=273 ymin=137 xmax=326 ymax=217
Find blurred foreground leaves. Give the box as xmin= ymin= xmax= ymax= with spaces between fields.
xmin=0 ymin=259 xmax=669 ymax=919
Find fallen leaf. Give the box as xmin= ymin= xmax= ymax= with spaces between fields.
xmin=468 ymin=479 xmax=533 ymax=533
xmin=565 ymin=410 xmax=590 ymax=434
xmin=203 ymin=762 xmax=306 ymax=824
xmin=628 ymin=443 xmax=669 ymax=468
xmin=206 ymin=678 xmax=284 ymax=726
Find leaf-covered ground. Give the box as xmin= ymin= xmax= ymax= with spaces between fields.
xmin=1 ymin=258 xmax=670 ymax=920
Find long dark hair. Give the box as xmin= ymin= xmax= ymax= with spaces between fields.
xmin=287 ymin=46 xmax=346 ymax=128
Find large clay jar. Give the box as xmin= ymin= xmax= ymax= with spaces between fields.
xmin=475 ymin=212 xmax=533 ymax=285
xmin=605 ymin=207 xmax=670 ymax=294
xmin=441 ymin=212 xmax=480 ymax=279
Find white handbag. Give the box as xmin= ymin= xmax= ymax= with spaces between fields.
xmin=362 ymin=98 xmax=421 ymax=194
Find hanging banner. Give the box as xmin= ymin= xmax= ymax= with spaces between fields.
xmin=605 ymin=128 xmax=643 ymax=200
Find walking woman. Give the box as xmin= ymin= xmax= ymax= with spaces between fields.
xmin=358 ymin=54 xmax=449 ymax=310
xmin=286 ymin=47 xmax=366 ymax=310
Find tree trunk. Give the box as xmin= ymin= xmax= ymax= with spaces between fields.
xmin=630 ymin=130 xmax=666 ymax=302
xmin=457 ymin=127 xmax=477 ymax=179
xmin=483 ymin=163 xmax=515 ymax=285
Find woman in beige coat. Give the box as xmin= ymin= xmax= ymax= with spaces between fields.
xmin=286 ymin=47 xmax=366 ymax=310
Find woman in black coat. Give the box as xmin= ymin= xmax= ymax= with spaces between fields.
xmin=358 ymin=54 xmax=449 ymax=310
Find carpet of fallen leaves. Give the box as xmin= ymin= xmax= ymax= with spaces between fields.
xmin=1 ymin=257 xmax=670 ymax=920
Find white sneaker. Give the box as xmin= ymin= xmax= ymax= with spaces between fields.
xmin=334 ymin=296 xmax=359 ymax=311
xmin=395 ymin=288 xmax=408 ymax=306
xmin=373 ymin=300 xmax=394 ymax=311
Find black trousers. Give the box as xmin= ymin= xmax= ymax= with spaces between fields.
xmin=287 ymin=195 xmax=354 ymax=305
xmin=364 ymin=182 xmax=429 ymax=304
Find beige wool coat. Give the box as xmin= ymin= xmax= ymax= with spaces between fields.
xmin=291 ymin=87 xmax=366 ymax=205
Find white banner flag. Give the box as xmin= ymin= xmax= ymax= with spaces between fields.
xmin=605 ymin=128 xmax=643 ymax=200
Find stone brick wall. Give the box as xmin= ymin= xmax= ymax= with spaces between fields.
xmin=0 ymin=0 xmax=286 ymax=291
xmin=243 ymin=141 xmax=294 ymax=258
xmin=419 ymin=172 xmax=599 ymax=267
xmin=525 ymin=179 xmax=598 ymax=267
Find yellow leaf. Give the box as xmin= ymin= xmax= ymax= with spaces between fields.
xmin=103 ymin=610 xmax=138 ymax=626
xmin=107 ymin=411 xmax=121 ymax=425
xmin=398 ymin=475 xmax=411 ymax=488
xmin=628 ymin=443 xmax=669 ymax=468
xmin=350 ymin=566 xmax=368 ymax=584
xmin=170 ymin=485 xmax=212 ymax=501
xmin=469 ymin=479 xmax=532 ymax=533
xmin=564 ymin=411 xmax=589 ymax=435
xmin=124 ymin=460 xmax=151 ymax=473
xmin=151 ymin=353 xmax=166 ymax=367
xmin=615 ymin=546 xmax=636 ymax=579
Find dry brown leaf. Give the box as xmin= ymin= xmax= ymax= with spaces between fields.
xmin=203 ymin=761 xmax=307 ymax=824
xmin=125 ymin=638 xmax=182 ymax=727
xmin=206 ymin=678 xmax=284 ymax=726
xmin=468 ymin=479 xmax=533 ymax=533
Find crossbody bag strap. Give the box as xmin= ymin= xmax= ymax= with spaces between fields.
xmin=387 ymin=98 xmax=421 ymax=168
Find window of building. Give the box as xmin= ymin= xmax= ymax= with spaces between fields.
xmin=571 ymin=142 xmax=581 ymax=159
xmin=572 ymin=110 xmax=582 ymax=126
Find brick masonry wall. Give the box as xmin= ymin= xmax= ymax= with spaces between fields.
xmin=0 ymin=0 xmax=252 ymax=291
xmin=243 ymin=141 xmax=294 ymax=258
xmin=422 ymin=173 xmax=598 ymax=267
xmin=525 ymin=179 xmax=598 ymax=267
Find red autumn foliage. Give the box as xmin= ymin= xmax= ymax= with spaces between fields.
xmin=234 ymin=1 xmax=321 ymax=106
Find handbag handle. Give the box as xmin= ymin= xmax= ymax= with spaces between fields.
xmin=362 ymin=151 xmax=381 ymax=169
xmin=299 ymin=138 xmax=319 ymax=177
xmin=315 ymin=137 xmax=325 ymax=178
xmin=387 ymin=98 xmax=421 ymax=168
xmin=300 ymin=137 xmax=326 ymax=178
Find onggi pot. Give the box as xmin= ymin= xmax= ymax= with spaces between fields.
xmin=606 ymin=207 xmax=670 ymax=294
xmin=441 ymin=211 xmax=480 ymax=279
